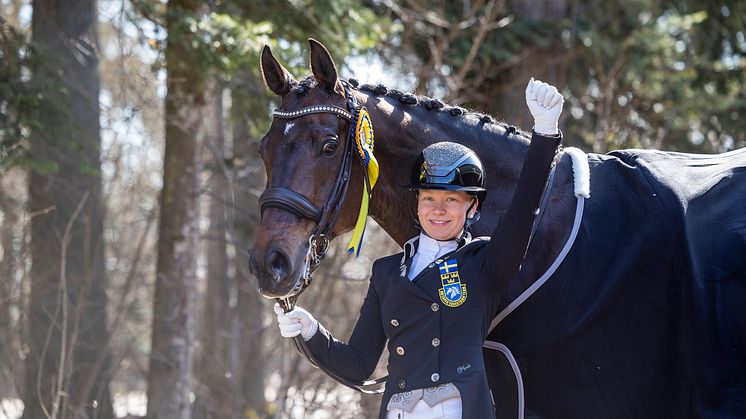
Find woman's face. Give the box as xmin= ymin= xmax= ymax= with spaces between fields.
xmin=417 ymin=189 xmax=477 ymax=241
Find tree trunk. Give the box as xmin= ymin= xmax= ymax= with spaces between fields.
xmin=194 ymin=80 xmax=236 ymax=419
xmin=0 ymin=181 xmax=21 ymax=398
xmin=24 ymin=0 xmax=113 ymax=417
xmin=230 ymin=70 xmax=268 ymax=418
xmin=495 ymin=0 xmax=569 ymax=129
xmin=146 ymin=0 xmax=206 ymax=418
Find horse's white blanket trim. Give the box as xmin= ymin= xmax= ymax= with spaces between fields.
xmin=488 ymin=195 xmax=585 ymax=332
xmin=483 ymin=195 xmax=585 ymax=419
xmin=564 ymin=147 xmax=590 ymax=198
xmin=482 ymin=341 xmax=525 ymax=419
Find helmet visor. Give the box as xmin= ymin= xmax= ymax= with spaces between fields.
xmin=416 ymin=163 xmax=484 ymax=191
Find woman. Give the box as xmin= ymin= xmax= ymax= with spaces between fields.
xmin=274 ymin=78 xmax=564 ymax=418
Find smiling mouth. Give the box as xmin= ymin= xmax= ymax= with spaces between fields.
xmin=429 ymin=220 xmax=451 ymax=226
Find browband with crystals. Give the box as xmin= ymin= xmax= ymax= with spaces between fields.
xmin=273 ymin=105 xmax=352 ymax=121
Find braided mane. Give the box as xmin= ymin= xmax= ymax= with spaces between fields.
xmin=288 ymin=76 xmax=531 ymax=140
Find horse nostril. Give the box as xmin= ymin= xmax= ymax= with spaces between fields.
xmin=266 ymin=248 xmax=291 ymax=282
xmin=248 ymin=251 xmax=260 ymax=278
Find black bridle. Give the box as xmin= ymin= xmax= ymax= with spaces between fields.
xmin=259 ymin=83 xmax=388 ymax=394
xmin=258 ymin=84 xmax=358 ymax=311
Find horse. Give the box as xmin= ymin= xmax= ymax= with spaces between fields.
xmin=248 ymin=39 xmax=746 ymax=418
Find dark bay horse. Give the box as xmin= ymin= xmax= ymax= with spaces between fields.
xmin=248 ymin=39 xmax=746 ymax=418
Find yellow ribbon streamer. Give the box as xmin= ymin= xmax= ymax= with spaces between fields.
xmin=347 ymin=108 xmax=379 ymax=256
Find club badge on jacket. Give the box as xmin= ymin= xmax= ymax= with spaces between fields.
xmin=438 ymin=259 xmax=467 ymax=307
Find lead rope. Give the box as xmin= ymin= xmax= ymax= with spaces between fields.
xmin=292 ymin=335 xmax=387 ymax=394
xmin=276 ymin=230 xmax=387 ymax=394
xmin=277 ymin=301 xmax=387 ymax=394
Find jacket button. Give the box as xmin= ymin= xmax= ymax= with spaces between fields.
xmin=399 ymin=379 xmax=406 ymax=389
xmin=431 ymin=373 xmax=439 ymax=382
xmin=431 ymin=303 xmax=440 ymax=312
xmin=431 ymin=338 xmax=440 ymax=347
xmin=391 ymin=319 xmax=399 ymax=327
xmin=396 ymin=346 xmax=405 ymax=356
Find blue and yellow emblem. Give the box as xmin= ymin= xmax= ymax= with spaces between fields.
xmin=437 ymin=259 xmax=467 ymax=307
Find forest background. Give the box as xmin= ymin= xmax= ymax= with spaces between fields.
xmin=0 ymin=0 xmax=744 ymax=418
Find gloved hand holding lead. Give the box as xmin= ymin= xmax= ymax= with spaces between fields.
xmin=274 ymin=303 xmax=319 ymax=341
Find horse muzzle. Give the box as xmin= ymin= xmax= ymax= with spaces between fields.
xmin=248 ymin=245 xmax=305 ymax=299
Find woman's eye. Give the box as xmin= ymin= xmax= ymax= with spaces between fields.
xmin=322 ymin=141 xmax=338 ymax=155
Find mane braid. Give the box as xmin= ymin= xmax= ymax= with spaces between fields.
xmin=351 ymin=78 xmax=528 ymax=139
xmin=288 ymin=75 xmax=529 ymax=139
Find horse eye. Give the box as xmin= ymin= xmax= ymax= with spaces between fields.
xmin=321 ymin=141 xmax=338 ymax=155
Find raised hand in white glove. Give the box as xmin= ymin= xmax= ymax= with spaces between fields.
xmin=274 ymin=303 xmax=319 ymax=341
xmin=525 ymin=77 xmax=564 ymax=135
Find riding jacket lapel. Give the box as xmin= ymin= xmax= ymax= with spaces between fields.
xmin=395 ymin=237 xmax=432 ymax=300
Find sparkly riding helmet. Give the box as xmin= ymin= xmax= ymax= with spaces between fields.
xmin=408 ymin=142 xmax=487 ymax=226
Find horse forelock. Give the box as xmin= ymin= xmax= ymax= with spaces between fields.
xmin=288 ymin=76 xmax=316 ymax=95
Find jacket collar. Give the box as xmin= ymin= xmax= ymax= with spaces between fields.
xmin=400 ymin=232 xmax=472 ymax=275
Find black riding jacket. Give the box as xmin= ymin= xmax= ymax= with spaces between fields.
xmin=305 ymin=132 xmax=561 ymax=418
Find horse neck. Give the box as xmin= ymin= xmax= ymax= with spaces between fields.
xmin=357 ymin=90 xmax=532 ymax=245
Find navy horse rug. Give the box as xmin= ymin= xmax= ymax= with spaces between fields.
xmin=485 ymin=147 xmax=746 ymax=418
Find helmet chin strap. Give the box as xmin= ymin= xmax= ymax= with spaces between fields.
xmin=456 ymin=197 xmax=479 ymax=243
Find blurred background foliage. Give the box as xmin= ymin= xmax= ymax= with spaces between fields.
xmin=368 ymin=0 xmax=745 ymax=153
xmin=0 ymin=0 xmax=744 ymax=418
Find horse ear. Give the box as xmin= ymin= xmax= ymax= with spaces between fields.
xmin=309 ymin=38 xmax=343 ymax=95
xmin=261 ymin=45 xmax=294 ymax=96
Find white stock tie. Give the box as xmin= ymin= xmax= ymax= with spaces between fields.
xmin=408 ymin=233 xmax=458 ymax=280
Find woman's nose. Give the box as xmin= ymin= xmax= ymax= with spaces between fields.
xmin=432 ymin=202 xmax=446 ymax=213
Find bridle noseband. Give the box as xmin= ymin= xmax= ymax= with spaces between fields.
xmin=258 ymin=83 xmax=360 ymax=311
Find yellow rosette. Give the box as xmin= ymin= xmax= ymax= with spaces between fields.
xmin=347 ymin=107 xmax=379 ymax=256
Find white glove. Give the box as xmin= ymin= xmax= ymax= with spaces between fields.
xmin=525 ymin=77 xmax=564 ymax=135
xmin=273 ymin=303 xmax=319 ymax=341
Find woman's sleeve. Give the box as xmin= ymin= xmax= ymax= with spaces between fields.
xmin=482 ymin=131 xmax=561 ymax=294
xmin=303 ymin=269 xmax=387 ymax=382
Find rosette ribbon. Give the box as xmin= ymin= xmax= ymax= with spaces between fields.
xmin=347 ymin=107 xmax=379 ymax=256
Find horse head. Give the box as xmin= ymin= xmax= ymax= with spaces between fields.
xmin=249 ymin=39 xmax=364 ymax=299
